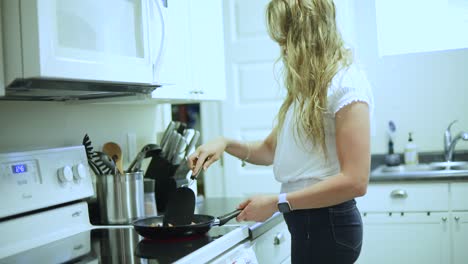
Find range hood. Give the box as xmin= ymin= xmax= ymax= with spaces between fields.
xmin=0 ymin=78 xmax=160 ymax=102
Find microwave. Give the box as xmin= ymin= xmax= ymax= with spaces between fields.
xmin=1 ymin=0 xmax=166 ymax=101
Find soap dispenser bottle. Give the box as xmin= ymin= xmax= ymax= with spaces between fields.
xmin=404 ymin=132 xmax=419 ymax=165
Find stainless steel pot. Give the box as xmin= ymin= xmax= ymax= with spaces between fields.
xmin=97 ymin=171 xmax=145 ymax=224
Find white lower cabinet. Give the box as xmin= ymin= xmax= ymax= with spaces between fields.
xmin=357 ymin=182 xmax=468 ymax=264
xmin=452 ymin=212 xmax=468 ymax=264
xmin=357 ymin=212 xmax=450 ymax=264
xmin=253 ymin=221 xmax=291 ymax=264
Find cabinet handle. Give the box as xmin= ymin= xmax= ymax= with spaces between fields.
xmin=442 ymin=217 xmax=448 ymax=222
xmin=455 ymin=216 xmax=460 ymax=221
xmin=273 ymin=232 xmax=284 ymax=245
xmin=189 ymin=90 xmax=199 ymax=95
xmin=198 ymin=90 xmax=204 ymax=95
xmin=161 ymin=0 xmax=168 ymax=8
xmin=390 ymin=189 xmax=408 ymax=199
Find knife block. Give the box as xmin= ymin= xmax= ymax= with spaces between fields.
xmin=144 ymin=155 xmax=189 ymax=213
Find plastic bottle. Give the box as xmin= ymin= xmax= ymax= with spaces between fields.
xmin=404 ymin=132 xmax=419 ymax=165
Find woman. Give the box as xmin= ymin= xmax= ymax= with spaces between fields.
xmin=188 ymin=0 xmax=373 ymax=263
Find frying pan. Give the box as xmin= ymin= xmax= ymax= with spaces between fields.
xmin=132 ymin=209 xmax=242 ymax=240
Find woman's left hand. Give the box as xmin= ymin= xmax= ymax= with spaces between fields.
xmin=236 ymin=195 xmax=278 ymax=222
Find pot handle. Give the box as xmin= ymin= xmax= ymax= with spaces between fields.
xmin=218 ymin=209 xmax=242 ymax=226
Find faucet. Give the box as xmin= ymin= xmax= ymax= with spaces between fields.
xmin=444 ymin=120 xmax=468 ymax=162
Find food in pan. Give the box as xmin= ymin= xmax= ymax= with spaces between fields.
xmin=149 ymin=222 xmax=196 ymax=227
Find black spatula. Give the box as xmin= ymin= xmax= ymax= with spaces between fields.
xmin=163 ymin=187 xmax=196 ymax=226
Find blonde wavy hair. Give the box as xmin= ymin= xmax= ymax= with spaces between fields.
xmin=267 ymin=0 xmax=352 ymax=154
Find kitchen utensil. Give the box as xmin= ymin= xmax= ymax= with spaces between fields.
xmin=163 ymin=187 xmax=196 ymax=226
xmin=162 ymin=130 xmax=177 ymax=160
xmin=166 ymin=131 xmax=180 ymax=162
xmin=144 ymin=179 xmax=158 ymax=217
xmin=185 ymin=130 xmax=200 ymax=158
xmin=132 ymin=209 xmax=242 ymax=240
xmin=94 ymin=151 xmax=117 ymax=175
xmin=177 ymin=123 xmax=187 ymax=135
xmin=82 ymin=134 xmax=95 ymax=160
xmin=174 ymin=157 xmax=192 ymax=180
xmin=170 ymin=134 xmax=186 ymax=164
xmin=160 ymin=121 xmax=176 ymax=149
xmin=88 ymin=160 xmax=103 ymax=177
xmin=183 ymin=129 xmax=195 ymax=146
xmin=82 ymin=134 xmax=103 ymax=176
xmin=103 ymin=142 xmax=124 ymax=174
xmin=127 ymin=144 xmax=162 ymax=173
xmin=97 ymin=171 xmax=145 ymax=224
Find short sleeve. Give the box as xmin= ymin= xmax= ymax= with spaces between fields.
xmin=328 ymin=65 xmax=374 ymax=115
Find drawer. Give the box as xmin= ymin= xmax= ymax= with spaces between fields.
xmin=253 ymin=221 xmax=291 ymax=264
xmin=451 ymin=182 xmax=468 ymax=210
xmin=356 ymin=183 xmax=449 ymax=212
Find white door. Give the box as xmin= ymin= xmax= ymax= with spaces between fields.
xmin=452 ymin=212 xmax=468 ymax=264
xmin=18 ymin=0 xmax=159 ymax=84
xmin=216 ymin=0 xmax=285 ymax=197
xmin=357 ymin=212 xmax=451 ymax=264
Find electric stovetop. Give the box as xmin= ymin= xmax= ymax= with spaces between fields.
xmin=1 ymin=225 xmax=241 ymax=264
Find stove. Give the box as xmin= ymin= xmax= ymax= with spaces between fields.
xmin=0 ymin=222 xmax=241 ymax=264
xmin=0 ymin=146 xmax=251 ymax=264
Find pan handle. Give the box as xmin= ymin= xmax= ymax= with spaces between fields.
xmin=216 ymin=209 xmax=242 ymax=226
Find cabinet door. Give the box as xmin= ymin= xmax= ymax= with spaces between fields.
xmin=20 ymin=0 xmax=155 ymax=84
xmin=452 ymin=212 xmax=468 ymax=264
xmin=357 ymin=212 xmax=450 ymax=264
xmin=188 ymin=0 xmax=226 ymax=101
xmin=152 ymin=0 xmax=192 ymax=100
xmin=254 ymin=221 xmax=291 ymax=264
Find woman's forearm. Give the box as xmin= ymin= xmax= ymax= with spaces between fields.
xmin=224 ymin=138 xmax=275 ymax=166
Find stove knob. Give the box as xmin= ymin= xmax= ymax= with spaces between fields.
xmin=73 ymin=163 xmax=88 ymax=180
xmin=58 ymin=166 xmax=74 ymax=183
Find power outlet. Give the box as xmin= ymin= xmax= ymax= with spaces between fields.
xmin=127 ymin=133 xmax=137 ymax=163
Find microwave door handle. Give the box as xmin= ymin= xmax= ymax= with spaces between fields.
xmin=149 ymin=0 xmax=167 ymax=81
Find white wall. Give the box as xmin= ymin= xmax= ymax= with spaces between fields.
xmin=0 ymin=101 xmax=170 ymax=169
xmin=353 ymin=0 xmax=468 ymax=154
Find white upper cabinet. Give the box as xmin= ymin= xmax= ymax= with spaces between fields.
xmin=152 ymin=0 xmax=192 ymax=100
xmin=187 ymin=0 xmax=226 ymax=101
xmin=151 ymin=0 xmax=226 ymax=101
xmin=375 ymin=0 xmax=468 ymax=56
xmin=3 ymin=0 xmax=165 ymax=85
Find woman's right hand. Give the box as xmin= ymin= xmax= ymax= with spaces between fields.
xmin=187 ymin=137 xmax=227 ymax=176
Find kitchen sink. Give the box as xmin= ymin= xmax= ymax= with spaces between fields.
xmin=381 ymin=164 xmax=438 ymax=173
xmin=372 ymin=162 xmax=468 ymax=180
xmin=428 ymin=161 xmax=468 ymax=170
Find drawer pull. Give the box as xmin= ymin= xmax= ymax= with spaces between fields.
xmin=273 ymin=232 xmax=284 ymax=245
xmin=455 ymin=216 xmax=460 ymax=221
xmin=390 ymin=189 xmax=408 ymax=199
xmin=442 ymin=217 xmax=448 ymax=222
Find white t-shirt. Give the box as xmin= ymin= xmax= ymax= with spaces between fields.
xmin=273 ymin=64 xmax=374 ymax=193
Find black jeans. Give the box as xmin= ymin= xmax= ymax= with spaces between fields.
xmin=283 ymin=199 xmax=363 ymax=264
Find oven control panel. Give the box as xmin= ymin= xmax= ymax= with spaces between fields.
xmin=0 ymin=146 xmax=94 ymax=218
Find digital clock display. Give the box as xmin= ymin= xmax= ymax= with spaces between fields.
xmin=12 ymin=164 xmax=28 ymax=174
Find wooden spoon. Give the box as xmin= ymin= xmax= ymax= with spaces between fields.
xmin=103 ymin=142 xmax=123 ymax=174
